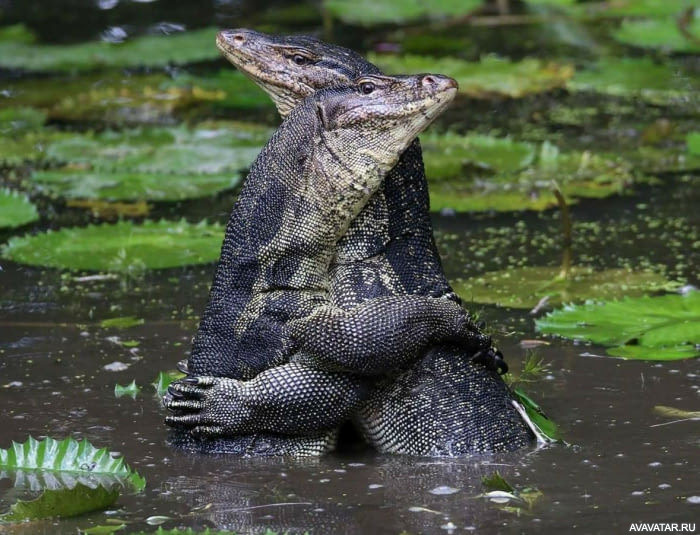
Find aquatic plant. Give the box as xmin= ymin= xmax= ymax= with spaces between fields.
xmin=323 ymin=0 xmax=483 ymax=26
xmin=536 ymin=291 xmax=700 ymax=360
xmin=613 ymin=17 xmax=700 ymax=53
xmin=0 ymin=436 xmax=145 ymax=492
xmin=368 ymin=53 xmax=574 ymax=98
xmin=569 ymin=58 xmax=698 ymax=105
xmin=2 ymin=219 xmax=224 ymax=272
xmin=0 ymin=189 xmax=39 ymax=229
xmin=0 ymin=25 xmax=220 ymax=72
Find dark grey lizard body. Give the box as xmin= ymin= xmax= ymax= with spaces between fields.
xmin=166 ymin=31 xmax=532 ymax=456
xmin=166 ymin=73 xmax=494 ymax=453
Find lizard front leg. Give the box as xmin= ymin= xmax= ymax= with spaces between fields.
xmin=287 ymin=295 xmax=490 ymax=375
xmin=164 ymin=363 xmax=369 ymax=438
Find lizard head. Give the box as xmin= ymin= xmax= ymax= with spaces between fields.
xmin=303 ymin=73 xmax=457 ymax=211
xmin=315 ymin=73 xmax=457 ymax=169
xmin=216 ymin=28 xmax=380 ymax=117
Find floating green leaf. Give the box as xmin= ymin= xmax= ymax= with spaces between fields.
xmin=653 ymin=405 xmax=700 ymax=420
xmin=100 ymin=316 xmax=144 ymax=329
xmin=2 ymin=219 xmax=223 ymax=272
xmin=370 ymin=53 xmax=573 ymax=98
xmin=0 ymin=26 xmax=220 ymax=72
xmin=114 ymin=380 xmax=141 ymax=399
xmin=125 ymin=528 xmax=237 ymax=535
xmin=323 ymin=0 xmax=483 ymax=26
xmin=0 ymin=189 xmax=39 ymax=229
xmin=613 ymin=17 xmax=700 ymax=53
xmin=33 ymin=170 xmax=242 ymax=202
xmin=80 ymin=524 xmax=126 ymax=535
xmin=1 ymin=71 xmax=272 ymax=125
xmin=454 ymin=266 xmax=677 ymax=309
xmin=425 ymin=138 xmax=646 ymax=212
xmin=536 ymin=292 xmax=700 ymax=360
xmin=482 ymin=471 xmax=515 ymax=493
xmin=0 ymin=107 xmax=47 ymax=134
xmin=422 ymin=133 xmax=535 ymax=181
xmin=0 ymin=436 xmax=145 ymax=492
xmin=152 ymin=370 xmax=186 ymax=397
xmin=2 ymin=483 xmax=119 ymax=521
xmin=82 ymin=524 xmax=127 ymax=534
xmin=569 ymin=58 xmax=698 ymax=105
xmin=512 ymin=389 xmax=562 ymax=441
xmin=687 ymin=132 xmax=700 ymax=156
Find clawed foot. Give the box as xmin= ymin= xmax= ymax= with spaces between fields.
xmin=163 ymin=376 xmax=250 ymax=438
xmin=471 ymin=347 xmax=508 ymax=375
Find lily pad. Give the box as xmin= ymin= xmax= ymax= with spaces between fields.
xmin=369 ymin=53 xmax=573 ymax=98
xmin=454 ymin=266 xmax=678 ymax=309
xmin=29 ymin=123 xmax=269 ymax=201
xmin=422 ymin=133 xmax=535 ymax=181
xmin=613 ymin=17 xmax=700 ymax=53
xmin=100 ymin=316 xmax=144 ymax=329
xmin=32 ymin=169 xmax=243 ymax=202
xmin=569 ymin=58 xmax=698 ymax=105
xmin=536 ymin=291 xmax=700 ymax=360
xmin=1 ymin=219 xmax=223 ymax=272
xmin=152 ymin=370 xmax=186 ymax=397
xmin=0 ymin=107 xmax=46 ymax=134
xmin=0 ymin=26 xmax=220 ymax=72
xmin=1 ymin=483 xmax=119 ymax=521
xmin=0 ymin=189 xmax=39 ymax=229
xmin=115 ymin=381 xmax=141 ymax=399
xmin=425 ymin=138 xmax=644 ymax=212
xmin=1 ymin=71 xmax=272 ymax=124
xmin=0 ymin=436 xmax=145 ymax=491
xmin=323 ymin=0 xmax=483 ymax=26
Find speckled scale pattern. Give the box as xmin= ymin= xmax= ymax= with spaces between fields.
xmin=170 ymin=82 xmax=497 ymax=455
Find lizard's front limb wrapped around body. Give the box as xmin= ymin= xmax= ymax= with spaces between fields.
xmin=287 ymin=295 xmax=490 ymax=374
xmin=165 ymin=363 xmax=370 ymax=437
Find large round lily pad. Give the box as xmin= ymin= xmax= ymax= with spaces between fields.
xmin=424 ymin=137 xmax=644 ymax=212
xmin=369 ymin=54 xmax=574 ymax=98
xmin=422 ymin=133 xmax=535 ymax=181
xmin=2 ymin=219 xmax=223 ymax=271
xmin=323 ymin=0 xmax=483 ymax=26
xmin=569 ymin=58 xmax=698 ymax=105
xmin=0 ymin=189 xmax=39 ymax=229
xmin=453 ymin=266 xmax=678 ymax=309
xmin=0 ymin=26 xmax=220 ymax=72
xmin=536 ymin=291 xmax=700 ymax=360
xmin=28 ymin=122 xmax=269 ymax=202
xmin=613 ymin=18 xmax=700 ymax=53
xmin=1 ymin=70 xmax=272 ymax=125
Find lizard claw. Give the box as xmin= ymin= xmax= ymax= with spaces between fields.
xmin=471 ymin=348 xmax=508 ymax=375
xmin=176 ymin=359 xmax=189 ymax=374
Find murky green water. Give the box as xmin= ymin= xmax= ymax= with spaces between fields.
xmin=0 ymin=1 xmax=698 ymax=533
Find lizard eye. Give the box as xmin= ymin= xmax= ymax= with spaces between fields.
xmin=359 ymin=81 xmax=375 ymax=95
xmin=292 ymin=54 xmax=309 ymax=65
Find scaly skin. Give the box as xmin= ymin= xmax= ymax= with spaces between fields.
xmin=166 ymin=30 xmax=531 ymax=456
xmin=165 ymin=74 xmax=492 ymax=453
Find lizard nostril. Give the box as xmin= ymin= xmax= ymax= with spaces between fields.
xmin=233 ymin=33 xmax=245 ymax=43
xmin=422 ymin=75 xmax=436 ymax=87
